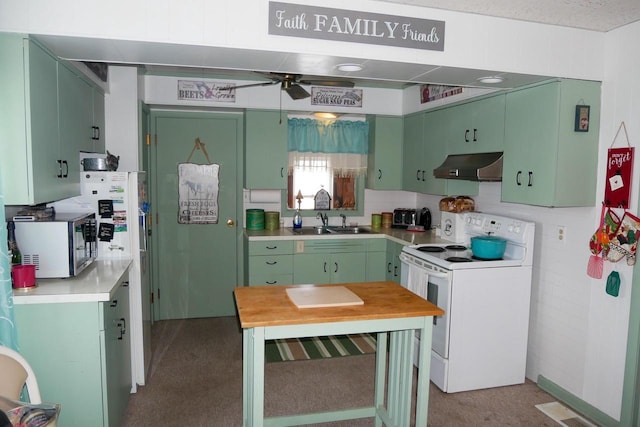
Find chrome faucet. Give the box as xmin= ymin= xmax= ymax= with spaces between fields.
xmin=340 ymin=214 xmax=347 ymax=228
xmin=316 ymin=212 xmax=328 ymax=226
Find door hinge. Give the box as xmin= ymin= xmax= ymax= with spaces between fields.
xmin=158 ymin=288 xmax=160 ymax=299
xmin=156 ymin=212 xmax=159 ymax=225
xmin=150 ymin=292 xmax=154 ymax=304
xmin=145 ymin=133 xmax=151 ymax=146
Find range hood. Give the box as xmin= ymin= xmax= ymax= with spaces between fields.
xmin=433 ymin=152 xmax=503 ymax=181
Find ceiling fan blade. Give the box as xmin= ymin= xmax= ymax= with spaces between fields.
xmin=299 ymin=79 xmax=355 ymax=88
xmin=284 ymin=83 xmax=311 ymax=100
xmin=223 ymin=80 xmax=279 ymax=90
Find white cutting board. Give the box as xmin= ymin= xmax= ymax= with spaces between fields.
xmin=286 ymin=286 xmax=364 ymax=308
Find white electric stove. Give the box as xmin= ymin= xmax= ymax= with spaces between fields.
xmin=400 ymin=212 xmax=536 ymax=393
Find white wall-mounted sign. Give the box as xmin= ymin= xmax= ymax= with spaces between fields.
xmin=177 ymin=80 xmax=235 ymax=102
xmin=269 ymin=2 xmax=445 ymax=51
xmin=311 ymin=87 xmax=363 ymax=107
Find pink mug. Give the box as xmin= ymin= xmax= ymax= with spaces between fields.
xmin=12 ymin=264 xmax=36 ymax=289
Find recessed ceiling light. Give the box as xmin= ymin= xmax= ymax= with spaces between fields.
xmin=477 ymin=76 xmax=505 ymax=84
xmin=336 ymin=63 xmax=363 ymax=72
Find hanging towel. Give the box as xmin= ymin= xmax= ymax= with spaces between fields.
xmin=407 ymin=263 xmax=429 ymax=300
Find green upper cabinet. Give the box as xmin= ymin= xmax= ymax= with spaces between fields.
xmin=366 ymin=115 xmax=403 ymax=190
xmin=502 ymin=79 xmax=601 ymax=207
xmin=58 ymin=63 xmax=106 ymax=155
xmin=244 ymin=109 xmax=288 ymax=189
xmin=0 ymin=34 xmax=106 ymax=205
xmin=446 ymin=94 xmax=506 ymax=155
xmin=404 ymin=108 xmax=479 ymax=196
xmin=0 ymin=35 xmax=63 ymax=205
xmin=402 ymin=112 xmax=425 ymax=193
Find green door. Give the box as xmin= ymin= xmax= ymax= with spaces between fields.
xmin=151 ymin=111 xmax=242 ymax=319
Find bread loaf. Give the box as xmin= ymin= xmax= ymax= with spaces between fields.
xmin=439 ymin=197 xmax=456 ymax=212
xmin=454 ymin=196 xmax=475 ymax=212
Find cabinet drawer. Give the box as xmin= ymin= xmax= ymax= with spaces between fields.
xmin=249 ymin=274 xmax=293 ymax=286
xmin=297 ymin=239 xmax=368 ymax=254
xmin=249 ymin=240 xmax=293 ymax=256
xmin=249 ymin=255 xmax=293 ymax=276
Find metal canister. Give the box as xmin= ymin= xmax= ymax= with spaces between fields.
xmin=381 ymin=212 xmax=393 ymax=228
xmin=264 ymin=211 xmax=280 ymax=230
xmin=246 ymin=209 xmax=265 ymax=230
xmin=371 ymin=213 xmax=382 ymax=229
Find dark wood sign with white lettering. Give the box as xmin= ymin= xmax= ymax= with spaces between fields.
xmin=269 ymin=2 xmax=445 ymax=51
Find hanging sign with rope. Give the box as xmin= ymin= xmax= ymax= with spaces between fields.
xmin=604 ymin=122 xmax=634 ymax=209
xmin=178 ymin=138 xmax=220 ymax=224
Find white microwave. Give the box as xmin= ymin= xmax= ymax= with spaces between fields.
xmin=14 ymin=212 xmax=98 ymax=278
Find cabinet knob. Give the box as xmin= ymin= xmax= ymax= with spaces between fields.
xmin=516 ymin=171 xmax=522 ymax=186
xmin=528 ymin=171 xmax=533 ymax=187
xmin=378 ymin=169 xmax=382 ymax=180
xmin=334 ymin=262 xmax=338 ymax=273
xmin=473 ymin=128 xmax=478 ymax=142
xmin=464 ymin=129 xmax=469 ymax=142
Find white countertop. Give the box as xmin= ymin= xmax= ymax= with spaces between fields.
xmin=13 ymin=259 xmax=133 ymax=305
xmin=245 ymin=227 xmax=450 ymax=246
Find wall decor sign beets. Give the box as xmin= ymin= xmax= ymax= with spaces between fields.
xmin=177 ymin=80 xmax=236 ymax=103
xmin=268 ymin=2 xmax=445 ymax=51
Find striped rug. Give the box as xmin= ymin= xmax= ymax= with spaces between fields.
xmin=265 ymin=333 xmax=377 ymax=362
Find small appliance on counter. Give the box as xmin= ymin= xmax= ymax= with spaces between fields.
xmin=440 ymin=211 xmax=467 ymax=243
xmin=13 ymin=212 xmax=97 ymax=278
xmin=393 ymin=208 xmax=431 ymax=230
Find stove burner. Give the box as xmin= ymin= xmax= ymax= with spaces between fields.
xmin=445 ymin=245 xmax=467 ymax=251
xmin=446 ymin=257 xmax=473 ymax=263
xmin=417 ymin=246 xmax=446 ymax=253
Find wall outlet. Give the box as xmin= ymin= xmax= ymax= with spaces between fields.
xmin=557 ymin=226 xmax=567 ymax=242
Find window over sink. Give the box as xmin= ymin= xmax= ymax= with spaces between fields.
xmin=284 ymin=116 xmax=368 ymax=214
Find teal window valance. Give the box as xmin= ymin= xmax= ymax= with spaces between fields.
xmin=287 ymin=118 xmax=369 ymax=177
xmin=287 ymin=118 xmax=369 ymax=154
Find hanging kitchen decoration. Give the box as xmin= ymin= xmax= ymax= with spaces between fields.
xmin=606 ymin=211 xmax=640 ymax=266
xmin=604 ymin=122 xmax=634 ymax=209
xmin=177 ymin=138 xmax=220 ymax=224
xmin=587 ymin=204 xmax=620 ymax=279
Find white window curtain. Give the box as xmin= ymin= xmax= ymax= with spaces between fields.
xmin=287 ymin=118 xmax=369 ymax=177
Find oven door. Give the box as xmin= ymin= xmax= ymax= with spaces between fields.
xmin=399 ymin=253 xmax=451 ymax=359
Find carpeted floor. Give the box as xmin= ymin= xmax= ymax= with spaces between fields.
xmin=121 ymin=317 xmax=576 ymax=426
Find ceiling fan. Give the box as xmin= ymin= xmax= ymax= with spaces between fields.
xmin=228 ymin=72 xmax=355 ymax=100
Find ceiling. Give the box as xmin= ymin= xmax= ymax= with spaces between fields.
xmin=39 ymin=0 xmax=640 ymax=94
xmin=379 ymin=0 xmax=640 ymax=32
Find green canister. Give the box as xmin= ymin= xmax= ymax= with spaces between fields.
xmin=246 ymin=209 xmax=265 ymax=230
xmin=371 ymin=213 xmax=382 ymax=229
xmin=264 ymin=211 xmax=280 ymax=230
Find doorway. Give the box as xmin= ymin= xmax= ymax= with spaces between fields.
xmin=149 ymin=110 xmax=243 ymax=320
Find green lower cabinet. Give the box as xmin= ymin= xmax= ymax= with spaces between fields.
xmin=294 ymin=252 xmax=367 ymax=284
xmin=14 ymin=284 xmax=131 ymax=427
xmin=366 ymin=238 xmax=387 ymax=282
xmin=386 ymin=240 xmax=405 ymax=283
xmin=249 ymin=254 xmax=294 ymax=285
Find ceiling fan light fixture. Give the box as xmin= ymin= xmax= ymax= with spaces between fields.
xmin=313 ymin=112 xmax=340 ymax=119
xmin=336 ymin=63 xmax=363 ymax=72
xmin=477 ymin=76 xmax=505 ymax=84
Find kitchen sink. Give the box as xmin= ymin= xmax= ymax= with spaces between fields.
xmin=325 ymin=226 xmax=373 ymax=234
xmin=289 ymin=226 xmax=375 ymax=235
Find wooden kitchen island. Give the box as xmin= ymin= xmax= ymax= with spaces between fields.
xmin=234 ymin=281 xmax=444 ymax=427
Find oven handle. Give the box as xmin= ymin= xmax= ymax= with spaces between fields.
xmin=399 ymin=254 xmax=449 ymax=278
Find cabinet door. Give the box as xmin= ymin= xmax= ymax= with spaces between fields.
xmin=244 ymin=110 xmax=288 ymax=189
xmin=367 ymin=115 xmax=403 ymax=190
xmin=93 ymin=89 xmax=106 ymax=153
xmin=402 ymin=113 xmax=424 ymax=192
xmin=447 ymin=95 xmax=505 ymax=155
xmin=27 ymin=39 xmax=63 ymax=203
xmin=366 ymin=250 xmax=387 ymax=281
xmin=424 ymin=109 xmax=479 ymax=196
xmin=103 ymin=284 xmax=132 ymax=427
xmin=503 ymin=82 xmax=560 ymax=205
xmin=293 ymin=253 xmax=331 ymax=284
xmin=332 ymin=252 xmax=367 ymax=283
xmin=386 ymin=240 xmax=404 ymax=283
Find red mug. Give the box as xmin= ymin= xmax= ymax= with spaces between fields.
xmin=12 ymin=264 xmax=36 ymax=289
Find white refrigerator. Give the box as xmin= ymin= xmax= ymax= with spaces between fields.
xmin=52 ymin=171 xmax=152 ymax=389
